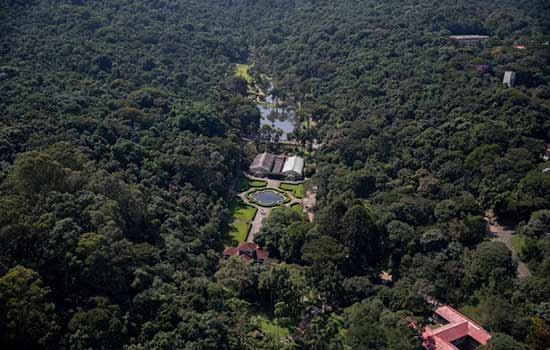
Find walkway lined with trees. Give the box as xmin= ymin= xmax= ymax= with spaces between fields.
xmin=485 ymin=210 xmax=531 ymax=278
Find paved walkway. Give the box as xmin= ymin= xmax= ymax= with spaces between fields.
xmin=484 ymin=210 xmax=531 ymax=278
xmin=303 ymin=186 xmax=317 ymax=222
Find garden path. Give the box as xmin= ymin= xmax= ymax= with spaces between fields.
xmin=484 ymin=210 xmax=531 ymax=278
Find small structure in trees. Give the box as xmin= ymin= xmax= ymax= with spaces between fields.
xmin=503 ymin=71 xmax=516 ymax=87
xmin=422 ymin=305 xmax=491 ymax=350
xmin=223 ymin=242 xmax=269 ymax=263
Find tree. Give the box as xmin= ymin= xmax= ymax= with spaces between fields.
xmin=340 ymin=204 xmax=384 ymax=270
xmin=10 ymin=151 xmax=67 ymax=195
xmin=215 ymin=257 xmax=258 ymax=298
xmin=480 ymin=333 xmax=530 ymax=350
xmin=527 ymin=316 xmax=550 ymax=350
xmin=0 ymin=266 xmax=58 ymax=349
xmin=68 ymin=297 xmax=127 ymax=350
xmin=464 ymin=241 xmax=517 ymax=291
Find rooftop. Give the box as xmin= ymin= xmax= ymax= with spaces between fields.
xmin=223 ymin=242 xmax=269 ymax=263
xmin=422 ymin=305 xmax=491 ymax=350
xmin=282 ymin=155 xmax=304 ymax=175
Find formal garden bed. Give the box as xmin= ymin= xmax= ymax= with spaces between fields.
xmin=279 ymin=182 xmax=305 ymax=198
xmin=230 ymin=200 xmax=258 ymax=221
xmin=228 ymin=222 xmax=251 ymax=243
xmin=239 ymin=177 xmax=268 ymax=192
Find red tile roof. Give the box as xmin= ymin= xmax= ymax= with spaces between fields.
xmin=223 ymin=242 xmax=269 ymax=263
xmin=422 ymin=305 xmax=491 ymax=350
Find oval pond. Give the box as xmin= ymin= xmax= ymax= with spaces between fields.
xmin=250 ymin=190 xmax=285 ymax=206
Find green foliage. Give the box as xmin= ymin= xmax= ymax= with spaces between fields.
xmin=1 ymin=0 xmax=549 ymax=348
xmin=0 ymin=266 xmax=59 ymax=349
xmin=480 ymin=333 xmax=531 ymax=350
xmin=464 ymin=241 xmax=517 ymax=291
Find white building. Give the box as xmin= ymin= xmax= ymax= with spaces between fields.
xmin=282 ymin=155 xmax=304 ymax=180
xmin=503 ymin=71 xmax=516 ymax=88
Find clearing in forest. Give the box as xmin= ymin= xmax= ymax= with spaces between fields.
xmin=235 ymin=63 xmax=253 ymax=84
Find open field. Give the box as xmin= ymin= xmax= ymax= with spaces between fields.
xmin=235 ymin=63 xmax=253 ymax=84
xmin=254 ymin=313 xmax=292 ymax=337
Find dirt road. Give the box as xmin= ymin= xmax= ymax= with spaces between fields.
xmin=484 ymin=210 xmax=531 ymax=278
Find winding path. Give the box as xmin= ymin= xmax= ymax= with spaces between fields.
xmin=484 ymin=210 xmax=531 ymax=278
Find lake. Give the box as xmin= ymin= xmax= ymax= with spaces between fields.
xmin=257 ymin=84 xmax=296 ymax=141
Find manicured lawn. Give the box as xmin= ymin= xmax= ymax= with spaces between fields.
xmin=229 ymin=222 xmax=251 ymax=243
xmin=239 ymin=178 xmax=267 ymax=192
xmin=280 ymin=182 xmax=305 ymax=198
xmin=249 ymin=179 xmax=267 ymax=188
xmin=235 ymin=63 xmax=253 ymax=84
xmin=290 ymin=203 xmax=303 ymax=215
xmin=511 ymin=234 xmax=526 ymax=255
xmin=231 ymin=202 xmax=257 ymax=221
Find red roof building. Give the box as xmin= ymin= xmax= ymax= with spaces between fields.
xmin=223 ymin=242 xmax=269 ymax=263
xmin=422 ymin=305 xmax=491 ymax=350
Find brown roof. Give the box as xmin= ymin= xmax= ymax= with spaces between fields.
xmin=272 ymin=156 xmax=286 ymax=174
xmin=223 ymin=242 xmax=269 ymax=262
xmin=250 ymin=152 xmax=275 ymax=172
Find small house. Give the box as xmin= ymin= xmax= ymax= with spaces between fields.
xmin=223 ymin=242 xmax=269 ymax=263
xmin=503 ymin=71 xmax=516 ymax=87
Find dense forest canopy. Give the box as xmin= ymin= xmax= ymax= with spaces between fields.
xmin=1 ymin=0 xmax=550 ymax=349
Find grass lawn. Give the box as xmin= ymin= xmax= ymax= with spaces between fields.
xmin=290 ymin=203 xmax=303 ymax=215
xmin=228 ymin=222 xmax=251 ymax=243
xmin=254 ymin=313 xmax=291 ymax=337
xmin=511 ymin=234 xmax=527 ymax=256
xmin=235 ymin=63 xmax=253 ymax=84
xmin=231 ymin=202 xmax=257 ymax=221
xmin=249 ymin=179 xmax=267 ymax=188
xmin=239 ymin=178 xmax=267 ymax=192
xmin=279 ymin=182 xmax=305 ymax=198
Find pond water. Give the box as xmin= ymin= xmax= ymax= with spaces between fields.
xmin=257 ymin=84 xmax=296 ymax=141
xmin=250 ymin=190 xmax=285 ymax=206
